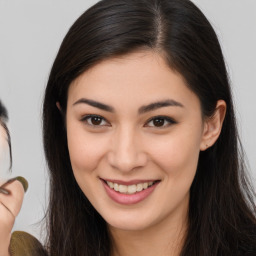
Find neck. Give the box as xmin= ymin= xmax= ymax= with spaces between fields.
xmin=109 ymin=205 xmax=188 ymax=256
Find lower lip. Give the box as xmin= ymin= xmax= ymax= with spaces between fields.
xmin=101 ymin=180 xmax=159 ymax=205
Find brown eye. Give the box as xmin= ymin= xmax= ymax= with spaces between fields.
xmin=82 ymin=115 xmax=109 ymax=127
xmin=153 ymin=118 xmax=165 ymax=127
xmin=91 ymin=116 xmax=103 ymax=125
xmin=146 ymin=116 xmax=176 ymax=128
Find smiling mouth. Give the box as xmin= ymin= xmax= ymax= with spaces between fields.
xmin=103 ymin=180 xmax=159 ymax=195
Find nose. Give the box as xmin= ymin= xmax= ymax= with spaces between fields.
xmin=107 ymin=126 xmax=147 ymax=172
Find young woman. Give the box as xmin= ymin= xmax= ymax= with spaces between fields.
xmin=2 ymin=0 xmax=256 ymax=255
xmin=42 ymin=0 xmax=256 ymax=255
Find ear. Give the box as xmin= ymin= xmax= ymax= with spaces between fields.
xmin=200 ymin=100 xmax=226 ymax=151
xmin=56 ymin=102 xmax=67 ymax=129
xmin=56 ymin=102 xmax=62 ymax=112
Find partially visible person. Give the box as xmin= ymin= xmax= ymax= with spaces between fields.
xmin=0 ymin=100 xmax=12 ymax=180
xmin=0 ymin=100 xmax=45 ymax=256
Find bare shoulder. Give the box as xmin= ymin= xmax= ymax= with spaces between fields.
xmin=10 ymin=231 xmax=48 ymax=256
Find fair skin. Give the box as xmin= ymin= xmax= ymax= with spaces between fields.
xmin=65 ymin=51 xmax=226 ymax=256
xmin=0 ymin=124 xmax=25 ymax=256
xmin=0 ymin=124 xmax=8 ymax=175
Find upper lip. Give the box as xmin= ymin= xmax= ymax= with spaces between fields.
xmin=100 ymin=178 xmax=160 ymax=186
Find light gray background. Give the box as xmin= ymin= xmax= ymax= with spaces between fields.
xmin=0 ymin=0 xmax=255 ymax=242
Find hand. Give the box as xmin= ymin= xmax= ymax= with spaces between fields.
xmin=0 ymin=177 xmax=28 ymax=256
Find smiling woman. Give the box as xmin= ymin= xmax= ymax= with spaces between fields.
xmin=41 ymin=0 xmax=256 ymax=255
xmin=65 ymin=51 xmax=226 ymax=235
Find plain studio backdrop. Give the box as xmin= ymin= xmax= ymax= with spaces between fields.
xmin=0 ymin=0 xmax=255 ymax=242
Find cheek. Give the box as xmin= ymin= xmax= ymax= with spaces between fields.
xmin=67 ymin=123 xmax=107 ymax=175
xmin=148 ymin=126 xmax=202 ymax=178
xmin=66 ymin=122 xmax=110 ymax=206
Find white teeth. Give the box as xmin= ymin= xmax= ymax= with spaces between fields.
xmin=114 ymin=183 xmax=119 ymax=191
xmin=119 ymin=185 xmax=128 ymax=193
xmin=127 ymin=185 xmax=137 ymax=194
xmin=107 ymin=181 xmax=114 ymax=189
xmin=106 ymin=181 xmax=156 ymax=194
xmin=136 ymin=183 xmax=143 ymax=192
xmin=143 ymin=183 xmax=148 ymax=189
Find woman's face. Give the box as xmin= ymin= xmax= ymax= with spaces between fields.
xmin=66 ymin=51 xmax=207 ymax=232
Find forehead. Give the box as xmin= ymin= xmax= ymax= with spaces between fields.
xmin=68 ymin=51 xmax=200 ymax=112
xmin=67 ymin=51 xmax=201 ymax=118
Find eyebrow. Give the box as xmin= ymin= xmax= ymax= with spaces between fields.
xmin=73 ymin=98 xmax=114 ymax=112
xmin=138 ymin=99 xmax=184 ymax=114
xmin=73 ymin=98 xmax=184 ymax=114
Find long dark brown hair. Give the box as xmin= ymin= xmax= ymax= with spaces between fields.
xmin=43 ymin=0 xmax=256 ymax=255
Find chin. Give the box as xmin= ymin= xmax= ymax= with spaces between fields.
xmin=100 ymin=207 xmax=161 ymax=232
xmin=107 ymin=217 xmax=153 ymax=232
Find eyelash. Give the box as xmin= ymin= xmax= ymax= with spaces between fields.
xmin=145 ymin=116 xmax=177 ymax=128
xmin=81 ymin=115 xmax=176 ymax=128
xmin=81 ymin=114 xmax=110 ymax=127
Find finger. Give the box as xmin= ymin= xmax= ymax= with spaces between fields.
xmin=0 ymin=180 xmax=25 ymax=217
xmin=0 ymin=201 xmax=15 ymax=218
xmin=2 ymin=176 xmax=28 ymax=193
xmin=0 ymin=187 xmax=10 ymax=195
xmin=0 ymin=200 xmax=15 ymax=233
xmin=0 ymin=202 xmax=13 ymax=256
